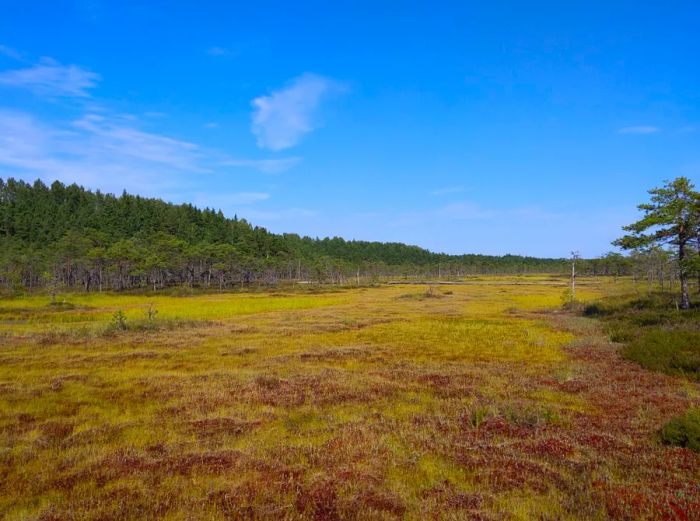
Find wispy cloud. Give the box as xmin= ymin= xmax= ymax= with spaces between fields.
xmin=228 ymin=192 xmax=270 ymax=204
xmin=0 ymin=108 xmax=302 ymax=196
xmin=431 ymin=185 xmax=465 ymax=196
xmin=0 ymin=57 xmax=100 ymax=97
xmin=0 ymin=44 xmax=22 ymax=61
xmin=242 ymin=207 xmax=318 ymax=222
xmin=0 ymin=53 xmax=302 ymax=210
xmin=617 ymin=126 xmax=660 ymax=135
xmin=73 ymin=114 xmax=207 ymax=172
xmin=436 ymin=202 xmax=495 ymax=220
xmin=391 ymin=202 xmax=492 ymax=226
xmin=0 ymin=110 xmax=208 ymax=193
xmin=251 ymin=73 xmax=345 ymax=151
xmin=387 ymin=201 xmax=558 ymax=228
xmin=206 ymin=47 xmax=229 ymax=56
xmin=192 ymin=192 xmax=270 ymax=209
xmin=221 ymin=157 xmax=301 ymax=174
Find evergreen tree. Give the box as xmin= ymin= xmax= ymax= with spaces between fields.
xmin=614 ymin=177 xmax=700 ymax=309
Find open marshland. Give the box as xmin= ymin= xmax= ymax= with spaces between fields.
xmin=1 ymin=277 xmax=698 ymax=520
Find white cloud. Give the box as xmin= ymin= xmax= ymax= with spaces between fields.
xmin=221 ymin=157 xmax=301 ymax=174
xmin=207 ymin=47 xmax=229 ymax=56
xmin=241 ymin=207 xmax=318 ymax=222
xmin=191 ymin=192 xmax=270 ymax=209
xmin=390 ymin=202 xmax=492 ymax=227
xmin=0 ymin=110 xmax=207 ymax=194
xmin=0 ymin=44 xmax=22 ymax=61
xmin=386 ymin=201 xmax=558 ymax=228
xmin=73 ymin=114 xmax=207 ymax=173
xmin=0 ymin=108 xmax=302 ymax=197
xmin=431 ymin=185 xmax=465 ymax=196
xmin=0 ymin=57 xmax=100 ymax=97
xmin=0 ymin=54 xmax=301 ymax=207
xmin=227 ymin=192 xmax=270 ymax=204
xmin=436 ymin=202 xmax=495 ymax=220
xmin=617 ymin=126 xmax=660 ymax=135
xmin=251 ymin=73 xmax=344 ymax=151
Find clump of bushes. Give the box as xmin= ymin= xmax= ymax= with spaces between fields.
xmin=560 ymin=288 xmax=584 ymax=311
xmin=622 ymin=330 xmax=700 ymax=380
xmin=583 ymin=293 xmax=700 ymax=381
xmin=102 ymin=306 xmax=204 ymax=336
xmin=397 ymin=286 xmax=448 ymax=300
xmin=660 ymin=409 xmax=700 ymax=452
xmin=107 ymin=310 xmax=128 ymax=332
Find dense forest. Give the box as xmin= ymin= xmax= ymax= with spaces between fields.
xmin=0 ymin=178 xmax=670 ymax=291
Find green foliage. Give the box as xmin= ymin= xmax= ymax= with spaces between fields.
xmin=660 ymin=409 xmax=700 ymax=452
xmin=0 ymin=178 xmax=573 ymax=291
xmin=613 ymin=177 xmax=700 ymax=309
xmin=613 ymin=177 xmax=700 ymax=251
xmin=584 ymin=293 xmax=700 ymax=380
xmin=622 ymin=330 xmax=700 ymax=380
xmin=560 ymin=288 xmax=576 ymax=309
xmin=108 ymin=310 xmax=128 ymax=332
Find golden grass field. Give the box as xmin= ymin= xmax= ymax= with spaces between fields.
xmin=1 ymin=276 xmax=698 ymax=520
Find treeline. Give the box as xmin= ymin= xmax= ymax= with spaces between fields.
xmin=0 ymin=178 xmax=623 ymax=292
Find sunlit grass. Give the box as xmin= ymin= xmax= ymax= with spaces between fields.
xmin=1 ymin=276 xmax=696 ymax=519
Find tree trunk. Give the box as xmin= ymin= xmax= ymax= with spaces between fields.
xmin=680 ymin=275 xmax=691 ymax=309
xmin=697 ymin=232 xmax=700 ymax=293
xmin=679 ymin=241 xmax=691 ymax=309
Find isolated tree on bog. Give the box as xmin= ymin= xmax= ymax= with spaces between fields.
xmin=614 ymin=177 xmax=700 ymax=309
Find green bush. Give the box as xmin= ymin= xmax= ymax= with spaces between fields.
xmin=622 ymin=329 xmax=700 ymax=380
xmin=583 ymin=293 xmax=700 ymax=381
xmin=582 ymin=303 xmax=602 ymax=316
xmin=107 ymin=310 xmax=128 ymax=332
xmin=660 ymin=409 xmax=700 ymax=452
xmin=605 ymin=321 xmax=638 ymax=343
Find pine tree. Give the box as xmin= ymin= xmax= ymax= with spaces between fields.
xmin=614 ymin=177 xmax=700 ymax=309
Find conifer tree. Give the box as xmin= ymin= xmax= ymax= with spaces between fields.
xmin=614 ymin=177 xmax=700 ymax=309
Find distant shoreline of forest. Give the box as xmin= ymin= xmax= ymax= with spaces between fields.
xmin=0 ymin=178 xmax=652 ymax=292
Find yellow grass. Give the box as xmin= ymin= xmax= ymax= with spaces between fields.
xmin=0 ymin=276 xmax=696 ymax=519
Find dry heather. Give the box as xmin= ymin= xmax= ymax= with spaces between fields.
xmin=0 ymin=277 xmax=698 ymax=520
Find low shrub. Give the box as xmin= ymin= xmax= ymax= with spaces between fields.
xmin=660 ymin=409 xmax=700 ymax=452
xmin=582 ymin=303 xmax=602 ymax=316
xmin=622 ymin=329 xmax=700 ymax=380
xmin=107 ymin=310 xmax=128 ymax=332
xmin=583 ymin=292 xmax=700 ymax=380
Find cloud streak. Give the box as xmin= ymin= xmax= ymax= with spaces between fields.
xmin=0 ymin=44 xmax=22 ymax=61
xmin=206 ymin=47 xmax=229 ymax=56
xmin=191 ymin=192 xmax=271 ymax=209
xmin=242 ymin=207 xmax=318 ymax=222
xmin=220 ymin=157 xmax=301 ymax=174
xmin=251 ymin=73 xmax=344 ymax=151
xmin=0 ymin=110 xmax=207 ymax=194
xmin=0 ymin=57 xmax=100 ymax=97
xmin=0 ymin=53 xmax=304 ymax=218
xmin=431 ymin=186 xmax=465 ymax=196
xmin=617 ymin=126 xmax=660 ymax=135
xmin=0 ymin=109 xmax=299 ymax=197
xmin=386 ymin=201 xmax=559 ymax=228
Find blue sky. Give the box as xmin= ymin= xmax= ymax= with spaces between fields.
xmin=0 ymin=1 xmax=698 ymax=257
